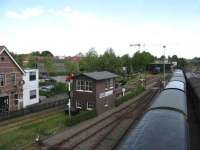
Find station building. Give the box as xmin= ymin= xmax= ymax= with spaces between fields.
xmin=0 ymin=46 xmax=25 ymax=113
xmin=72 ymin=71 xmax=118 ymax=114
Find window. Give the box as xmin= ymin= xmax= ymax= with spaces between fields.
xmin=14 ymin=94 xmax=18 ymax=99
xmin=87 ymin=101 xmax=94 ymax=110
xmin=76 ymin=80 xmax=92 ymax=92
xmin=80 ymin=80 xmax=85 ymax=90
xmin=11 ymin=73 xmax=16 ymax=85
xmin=29 ymin=72 xmax=36 ymax=81
xmin=109 ymin=79 xmax=114 ymax=88
xmin=105 ymin=79 xmax=114 ymax=89
xmin=0 ymin=74 xmax=5 ymax=86
xmin=30 ymin=90 xmax=36 ymax=99
xmin=85 ymin=81 xmax=92 ymax=91
xmin=76 ymin=101 xmax=82 ymax=109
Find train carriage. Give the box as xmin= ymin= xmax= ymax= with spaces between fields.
xmin=117 ymin=69 xmax=189 ymax=150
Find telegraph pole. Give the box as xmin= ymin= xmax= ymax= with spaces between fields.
xmin=163 ymin=45 xmax=166 ymax=86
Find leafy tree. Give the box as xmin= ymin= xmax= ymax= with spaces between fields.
xmin=41 ymin=51 xmax=53 ymax=57
xmin=27 ymin=55 xmax=37 ymax=68
xmin=44 ymin=56 xmax=55 ymax=75
xmin=79 ymin=48 xmax=100 ymax=72
xmin=10 ymin=52 xmax=24 ymax=67
xmin=132 ymin=51 xmax=155 ymax=72
xmin=99 ymin=48 xmax=122 ymax=73
xmin=177 ymin=58 xmax=187 ymax=68
xmin=171 ymin=55 xmax=178 ymax=62
xmin=31 ymin=51 xmax=41 ymax=56
xmin=65 ymin=60 xmax=79 ymax=74
xmin=121 ymin=54 xmax=132 ymax=74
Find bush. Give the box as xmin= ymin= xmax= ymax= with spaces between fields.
xmin=51 ymin=82 xmax=68 ymax=94
xmin=39 ymin=82 xmax=68 ymax=97
xmin=115 ymin=86 xmax=145 ymax=106
xmin=66 ymin=110 xmax=97 ymax=126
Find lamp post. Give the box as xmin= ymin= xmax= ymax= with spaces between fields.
xmin=163 ymin=45 xmax=166 ymax=86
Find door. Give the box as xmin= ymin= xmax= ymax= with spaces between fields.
xmin=0 ymin=96 xmax=9 ymax=113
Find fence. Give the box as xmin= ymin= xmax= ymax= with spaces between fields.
xmin=0 ymin=98 xmax=67 ymax=121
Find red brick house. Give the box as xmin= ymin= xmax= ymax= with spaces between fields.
xmin=72 ymin=71 xmax=118 ymax=114
xmin=0 ymin=46 xmax=25 ymax=113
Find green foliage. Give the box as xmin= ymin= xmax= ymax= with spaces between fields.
xmin=99 ymin=48 xmax=122 ymax=74
xmin=41 ymin=51 xmax=54 ymax=57
xmin=44 ymin=56 xmax=55 ymax=75
xmin=177 ymin=58 xmax=187 ymax=68
xmin=65 ymin=60 xmax=79 ymax=74
xmin=51 ymin=82 xmax=68 ymax=94
xmin=132 ymin=51 xmax=155 ymax=72
xmin=40 ymin=82 xmax=68 ymax=97
xmin=27 ymin=55 xmax=37 ymax=68
xmin=80 ymin=48 xmax=122 ymax=74
xmin=115 ymin=86 xmax=145 ymax=106
xmin=66 ymin=110 xmax=97 ymax=126
xmin=79 ymin=48 xmax=100 ymax=72
xmin=121 ymin=54 xmax=132 ymax=74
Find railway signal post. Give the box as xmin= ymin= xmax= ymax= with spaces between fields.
xmin=66 ymin=74 xmax=74 ymax=119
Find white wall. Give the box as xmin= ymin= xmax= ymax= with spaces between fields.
xmin=23 ymin=69 xmax=39 ymax=108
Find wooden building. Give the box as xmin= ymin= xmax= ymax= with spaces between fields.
xmin=0 ymin=46 xmax=25 ymax=113
xmin=72 ymin=71 xmax=118 ymax=114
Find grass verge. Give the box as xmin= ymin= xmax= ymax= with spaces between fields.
xmin=115 ymin=86 xmax=145 ymax=106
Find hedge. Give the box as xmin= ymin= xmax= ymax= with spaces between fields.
xmin=66 ymin=110 xmax=97 ymax=126
xmin=115 ymin=86 xmax=145 ymax=106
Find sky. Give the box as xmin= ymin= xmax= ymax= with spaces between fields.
xmin=1 ymin=0 xmax=200 ymax=58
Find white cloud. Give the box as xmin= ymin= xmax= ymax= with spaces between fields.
xmin=6 ymin=8 xmax=44 ymax=19
xmin=3 ymin=6 xmax=200 ymax=58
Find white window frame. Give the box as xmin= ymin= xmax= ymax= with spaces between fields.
xmin=76 ymin=101 xmax=82 ymax=109
xmin=87 ymin=101 xmax=94 ymax=110
xmin=29 ymin=71 xmax=36 ymax=81
xmin=30 ymin=90 xmax=37 ymax=99
xmin=76 ymin=80 xmax=93 ymax=92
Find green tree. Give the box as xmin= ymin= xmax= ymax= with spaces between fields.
xmin=177 ymin=58 xmax=187 ymax=68
xmin=132 ymin=51 xmax=155 ymax=72
xmin=79 ymin=48 xmax=100 ymax=72
xmin=31 ymin=51 xmax=41 ymax=56
xmin=171 ymin=55 xmax=178 ymax=62
xmin=121 ymin=54 xmax=132 ymax=74
xmin=41 ymin=51 xmax=53 ymax=57
xmin=27 ymin=55 xmax=37 ymax=68
xmin=44 ymin=56 xmax=55 ymax=75
xmin=99 ymin=48 xmax=122 ymax=73
xmin=65 ymin=60 xmax=79 ymax=74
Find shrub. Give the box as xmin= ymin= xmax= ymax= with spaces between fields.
xmin=50 ymin=82 xmax=68 ymax=94
xmin=66 ymin=110 xmax=97 ymax=126
xmin=115 ymin=86 xmax=145 ymax=106
xmin=40 ymin=82 xmax=68 ymax=97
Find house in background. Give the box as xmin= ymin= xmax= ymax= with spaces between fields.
xmin=0 ymin=46 xmax=25 ymax=113
xmin=23 ymin=69 xmax=39 ymax=108
xmin=72 ymin=71 xmax=118 ymax=114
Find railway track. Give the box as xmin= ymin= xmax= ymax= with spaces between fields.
xmin=48 ymin=89 xmax=158 ymax=150
xmin=0 ymin=106 xmax=64 ymax=135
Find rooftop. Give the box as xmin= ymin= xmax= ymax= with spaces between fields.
xmin=82 ymin=71 xmax=118 ymax=80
